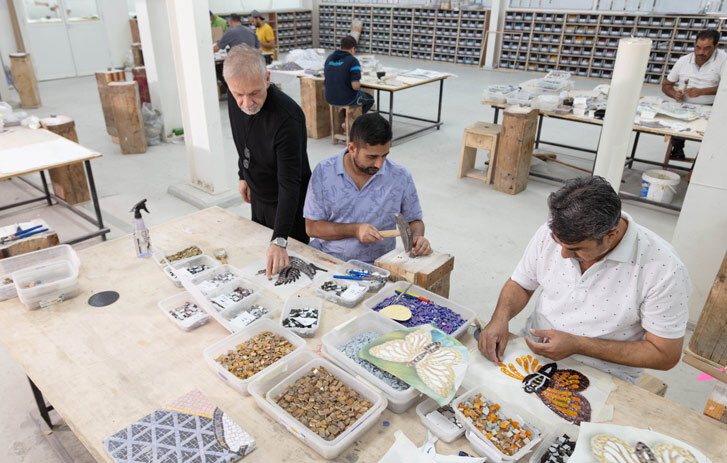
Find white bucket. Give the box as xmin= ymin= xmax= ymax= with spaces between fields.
xmin=640 ymin=169 xmax=680 ymax=204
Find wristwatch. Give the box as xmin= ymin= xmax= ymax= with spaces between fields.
xmin=271 ymin=237 xmax=287 ymax=248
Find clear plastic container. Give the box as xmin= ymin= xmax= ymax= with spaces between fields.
xmin=195 ymin=264 xmax=245 ymax=295
xmin=12 ymin=260 xmax=80 ymax=310
xmin=336 ymin=260 xmax=390 ymax=293
xmin=416 ymin=398 xmax=465 ymax=443
xmin=506 ymin=90 xmax=533 ymax=106
xmin=0 ymin=274 xmax=15 ymax=301
xmin=315 ymin=278 xmax=368 ymax=308
xmin=205 ymin=277 xmax=261 ymax=317
xmin=0 ymin=244 xmax=80 ymax=301
xmin=321 ymin=311 xmax=421 ymax=413
xmin=280 ymin=296 xmax=322 ymax=338
xmin=158 ymin=291 xmax=210 ymax=331
xmin=362 ymin=281 xmax=476 ymax=339
xmin=152 ymin=243 xmax=203 ymax=269
xmin=452 ymin=386 xmax=544 ymax=462
xmin=163 ymin=254 xmax=218 ymax=288
xmin=203 ymin=318 xmax=307 ymax=395
xmin=225 ymin=293 xmax=280 ymax=332
xmin=262 ymin=356 xmax=387 ymax=459
xmin=528 ymin=423 xmax=579 ymax=463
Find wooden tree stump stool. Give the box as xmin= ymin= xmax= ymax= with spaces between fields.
xmin=40 ymin=115 xmax=90 ymax=205
xmin=330 ymin=104 xmax=362 ymax=145
xmin=131 ymin=43 xmax=144 ymax=67
xmin=300 ymin=77 xmax=331 ymax=139
xmin=375 ymin=248 xmax=455 ymax=298
xmin=108 ymin=81 xmax=147 ymax=154
xmin=95 ymin=69 xmax=126 ymax=140
xmin=494 ymin=107 xmax=538 ymax=195
xmin=458 ymin=122 xmax=501 ymax=184
xmin=9 ymin=53 xmax=41 ymax=109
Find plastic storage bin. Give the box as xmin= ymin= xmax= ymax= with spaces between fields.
xmin=225 ymin=293 xmax=281 ymax=332
xmin=163 ymin=254 xmax=218 ymax=287
xmin=12 ymin=260 xmax=80 ymax=310
xmin=506 ymin=90 xmax=532 ymax=106
xmin=362 ymin=282 xmax=476 ymax=339
xmin=260 ymin=356 xmax=387 ymax=459
xmin=196 ymin=264 xmax=245 ymax=295
xmin=0 ymin=244 xmax=80 ymax=301
xmin=416 ymin=398 xmax=465 ymax=443
xmin=315 ymin=278 xmax=368 ymax=308
xmin=336 ymin=260 xmax=390 ymax=293
xmin=205 ymin=276 xmax=261 ymax=316
xmin=528 ymin=423 xmax=579 ymax=463
xmin=152 ymin=243 xmax=203 ymax=269
xmin=158 ymin=290 xmax=210 ymax=331
xmin=203 ymin=317 xmax=307 ymax=395
xmin=321 ymin=311 xmax=421 ymax=413
xmin=280 ymin=296 xmax=322 ymax=338
xmin=452 ymin=386 xmax=544 ymax=462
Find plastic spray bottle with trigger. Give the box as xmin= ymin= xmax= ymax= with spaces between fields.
xmin=131 ymin=199 xmax=152 ymax=258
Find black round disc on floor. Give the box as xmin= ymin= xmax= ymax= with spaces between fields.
xmin=88 ymin=291 xmax=120 ymax=307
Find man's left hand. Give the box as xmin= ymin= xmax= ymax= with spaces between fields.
xmin=685 ymin=87 xmax=702 ymax=98
xmin=524 ymin=329 xmax=581 ymax=361
xmin=411 ymin=236 xmax=432 ymax=256
xmin=266 ymin=244 xmax=289 ymax=279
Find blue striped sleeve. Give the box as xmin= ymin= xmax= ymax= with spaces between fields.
xmin=350 ymin=66 xmax=361 ymax=71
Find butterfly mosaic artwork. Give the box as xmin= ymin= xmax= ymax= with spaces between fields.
xmin=499 ymin=354 xmax=592 ymax=424
xmin=359 ymin=325 xmax=468 ymax=406
xmin=592 ymin=435 xmax=698 ymax=463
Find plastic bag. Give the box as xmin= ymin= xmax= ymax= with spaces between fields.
xmin=21 ymin=115 xmax=40 ymax=129
xmin=141 ymin=102 xmax=163 ymax=145
xmin=379 ymin=430 xmax=486 ymax=463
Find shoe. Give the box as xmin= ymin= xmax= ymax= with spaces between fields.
xmin=670 ymin=148 xmax=686 ymax=160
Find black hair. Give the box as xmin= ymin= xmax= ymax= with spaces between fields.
xmin=696 ymin=29 xmax=720 ymax=46
xmin=341 ymin=36 xmax=357 ymax=50
xmin=229 ymin=13 xmax=241 ymax=23
xmin=547 ymin=176 xmax=621 ymax=244
xmin=350 ymin=113 xmax=392 ymax=147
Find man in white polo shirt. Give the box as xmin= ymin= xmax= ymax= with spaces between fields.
xmin=662 ymin=29 xmax=726 ymax=159
xmin=477 ymin=176 xmax=691 ymax=384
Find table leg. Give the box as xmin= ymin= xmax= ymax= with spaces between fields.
xmin=663 ymin=135 xmax=673 ymax=168
xmin=28 ymin=376 xmax=54 ymax=429
xmin=85 ymin=160 xmax=107 ymax=241
xmin=628 ymin=131 xmax=641 ymax=169
xmin=388 ymin=91 xmax=394 ymax=129
xmin=535 ymin=114 xmax=544 ymax=149
xmin=376 ymin=89 xmax=380 ymax=114
xmin=39 ymin=171 xmax=52 ymax=206
xmin=493 ymin=107 xmax=500 ymax=124
xmin=436 ymin=79 xmax=444 ymax=128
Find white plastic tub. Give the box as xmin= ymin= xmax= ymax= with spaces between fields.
xmin=158 ymin=291 xmax=210 ymax=331
xmin=163 ymin=254 xmax=218 ymax=287
xmin=280 ymin=296 xmax=322 ymax=338
xmin=226 ymin=293 xmax=280 ymax=332
xmin=528 ymin=423 xmax=579 ymax=463
xmin=196 ymin=264 xmax=245 ymax=295
xmin=453 ymin=386 xmax=544 ymax=462
xmin=315 ymin=278 xmax=368 ymax=308
xmin=152 ymin=243 xmax=203 ymax=269
xmin=321 ymin=311 xmax=421 ymax=413
xmin=206 ymin=277 xmax=261 ymax=316
xmin=335 ymin=260 xmax=390 ymax=293
xmin=0 ymin=244 xmax=79 ymax=301
xmin=203 ymin=318 xmax=307 ymax=395
xmin=640 ymin=169 xmax=680 ymax=204
xmin=362 ymin=282 xmax=475 ymax=339
xmin=263 ymin=356 xmax=387 ymax=459
xmin=12 ymin=260 xmax=80 ymax=310
xmin=416 ymin=398 xmax=465 ymax=443
xmin=0 ymin=275 xmax=15 ymax=301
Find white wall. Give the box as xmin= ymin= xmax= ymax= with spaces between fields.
xmin=208 ymin=0 xmax=304 ymax=15
xmin=0 ymin=0 xmax=19 ymax=65
xmin=99 ymin=0 xmax=131 ymax=68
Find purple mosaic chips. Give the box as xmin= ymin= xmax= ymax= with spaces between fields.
xmin=370 ymin=295 xmax=466 ymax=335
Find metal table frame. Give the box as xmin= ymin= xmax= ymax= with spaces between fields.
xmin=366 ymin=78 xmax=446 ymax=144
xmin=1 ymin=160 xmax=109 ymax=245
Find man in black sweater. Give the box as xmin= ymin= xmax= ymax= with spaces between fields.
xmin=223 ymin=44 xmax=311 ymax=278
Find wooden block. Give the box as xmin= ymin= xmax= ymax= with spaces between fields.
xmin=636 ymin=373 xmax=668 ymax=397
xmin=211 ymin=26 xmax=224 ymax=43
xmin=95 ymin=70 xmax=126 ymax=137
xmin=494 ymin=107 xmax=538 ymax=195
xmin=131 ymin=67 xmax=151 ymax=105
xmin=108 ymin=81 xmax=147 ymax=155
xmin=40 ymin=115 xmax=90 ymax=205
xmin=0 ymin=219 xmax=59 ymax=259
xmin=375 ymin=248 xmax=455 ymax=298
xmin=330 ymin=105 xmax=362 ymax=145
xmin=689 ymin=252 xmax=727 ymax=366
xmin=9 ymin=53 xmax=41 ymax=109
xmin=131 ymin=43 xmax=144 ymax=67
xmin=299 ymin=78 xmax=331 ymax=139
xmin=704 ymin=382 xmax=727 ymax=424
xmin=457 ymin=122 xmax=500 ymax=183
xmin=129 ymin=18 xmax=141 ymax=43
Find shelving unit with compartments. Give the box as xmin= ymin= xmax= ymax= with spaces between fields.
xmin=500 ymin=10 xmax=727 ymax=84
xmin=319 ymin=4 xmax=490 ymax=66
xmin=222 ymin=9 xmax=313 ymax=54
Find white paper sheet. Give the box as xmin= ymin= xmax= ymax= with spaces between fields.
xmin=239 ymin=251 xmax=329 ymax=300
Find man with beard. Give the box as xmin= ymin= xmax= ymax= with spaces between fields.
xmin=224 ymin=45 xmax=311 ymax=279
xmin=477 ymin=176 xmax=691 ymax=384
xmin=303 ymin=113 xmax=432 ymax=264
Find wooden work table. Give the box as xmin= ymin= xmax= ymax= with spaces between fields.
xmin=0 ymin=207 xmax=725 ymax=462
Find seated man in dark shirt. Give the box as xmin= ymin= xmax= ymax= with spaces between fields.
xmin=214 ymin=13 xmax=260 ymax=52
xmin=324 ymin=36 xmax=374 ymax=114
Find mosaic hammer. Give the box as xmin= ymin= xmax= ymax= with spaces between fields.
xmin=379 ymin=213 xmax=414 ymax=255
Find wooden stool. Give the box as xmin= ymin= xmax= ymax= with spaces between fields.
xmin=9 ymin=53 xmax=41 ymax=109
xmin=108 ymin=81 xmax=147 ymax=154
xmin=40 ymin=115 xmax=91 ymax=205
xmin=637 ymin=373 xmax=668 ymax=397
xmin=95 ymin=69 xmax=126 ymax=140
xmin=330 ymin=104 xmax=362 ymax=145
xmin=300 ymin=77 xmax=331 ymax=139
xmin=375 ymin=248 xmax=455 ymax=298
xmin=458 ymin=122 xmax=501 ymax=184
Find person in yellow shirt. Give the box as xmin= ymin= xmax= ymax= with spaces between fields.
xmin=250 ymin=10 xmax=275 ymax=63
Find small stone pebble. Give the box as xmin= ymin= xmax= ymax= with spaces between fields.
xmin=321 ymin=280 xmax=348 ymax=296
xmin=539 ymin=433 xmax=575 ymax=463
xmin=1 ymin=277 xmax=13 ymax=285
xmin=282 ymin=307 xmax=319 ymax=328
xmin=216 ymin=331 xmax=295 ymax=380
xmin=371 ymin=295 xmax=466 ymax=334
xmin=168 ymin=301 xmax=202 ymax=321
xmin=435 ymin=404 xmax=462 ymax=428
xmin=165 ymin=245 xmax=202 ymax=263
xmin=338 ymin=332 xmax=409 ymax=391
xmin=274 ymin=366 xmax=372 ymax=441
xmin=185 ymin=264 xmax=210 ymax=276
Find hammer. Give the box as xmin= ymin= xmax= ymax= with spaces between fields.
xmin=379 ymin=213 xmax=414 ymax=255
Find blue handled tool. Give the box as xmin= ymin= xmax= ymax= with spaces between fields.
xmin=347 ymin=270 xmax=372 ymax=277
xmin=15 ymin=225 xmax=46 ymax=238
xmin=333 ymin=275 xmax=364 ymax=281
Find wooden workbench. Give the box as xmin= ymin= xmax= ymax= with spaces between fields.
xmin=0 ymin=207 xmax=725 ymax=462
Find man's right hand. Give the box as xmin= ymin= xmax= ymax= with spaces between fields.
xmin=239 ymin=179 xmax=251 ymax=203
xmin=356 ymin=223 xmax=383 ymax=244
xmin=478 ymin=317 xmax=510 ymax=363
xmin=673 ymin=90 xmax=685 ymax=101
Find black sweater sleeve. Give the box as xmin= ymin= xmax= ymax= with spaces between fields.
xmin=271 ymin=118 xmax=305 ymax=239
xmin=227 ymin=94 xmax=246 ymax=180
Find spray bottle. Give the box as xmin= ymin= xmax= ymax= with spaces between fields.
xmin=131 ymin=199 xmax=152 ymax=258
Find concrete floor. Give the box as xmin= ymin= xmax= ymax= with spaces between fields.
xmin=0 ymin=57 xmax=715 ymax=462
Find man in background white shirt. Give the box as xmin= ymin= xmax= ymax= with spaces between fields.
xmin=662 ymin=29 xmax=726 ymax=159
xmin=477 ymin=176 xmax=691 ymax=384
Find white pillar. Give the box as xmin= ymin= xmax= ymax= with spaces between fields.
xmin=134 ymin=0 xmax=182 ymax=136
xmin=672 ymin=77 xmax=727 ymax=324
xmin=484 ymin=0 xmax=505 ymax=69
xmin=592 ymin=38 xmax=651 ymax=190
xmin=165 ymin=0 xmax=228 ymax=194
